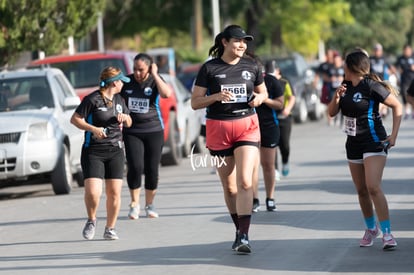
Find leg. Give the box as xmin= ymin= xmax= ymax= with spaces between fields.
xmin=105 ymin=179 xmax=123 ymax=229
xmin=143 ymin=131 xmax=164 ymax=206
xmin=363 ymin=155 xmax=389 ymax=227
xmin=363 ymin=155 xmax=397 ymax=249
xmin=216 ymin=156 xmax=237 ymax=214
xmin=82 ymin=178 xmax=102 ymax=240
xmin=279 ymin=116 xmax=292 ymax=175
xmin=252 ymin=150 xmax=260 ymax=212
xmin=260 ymin=147 xmax=276 ymax=199
xmin=124 ymin=134 xmax=145 ymax=207
xmin=84 ymin=178 xmax=103 ymax=220
xmin=234 ymin=145 xmax=259 ymax=216
xmin=348 ymin=162 xmax=374 ymax=219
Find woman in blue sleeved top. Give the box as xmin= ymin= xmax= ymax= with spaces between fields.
xmin=71 ymin=66 xmax=132 ymax=241
xmin=328 ymin=49 xmax=402 ymax=251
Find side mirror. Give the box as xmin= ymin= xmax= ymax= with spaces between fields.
xmin=63 ymin=96 xmax=80 ymax=110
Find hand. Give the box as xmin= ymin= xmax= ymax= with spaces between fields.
xmin=248 ymin=92 xmax=264 ymax=107
xmin=150 ymin=63 xmax=158 ymax=75
xmin=93 ymin=127 xmax=107 ymax=139
xmin=117 ymin=113 xmax=127 ymax=124
xmin=216 ymin=90 xmax=233 ymax=102
xmin=335 ymin=84 xmax=347 ymax=99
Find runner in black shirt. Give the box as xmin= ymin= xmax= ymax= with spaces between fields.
xmin=395 ymin=44 xmax=414 ymax=118
xmin=328 ymin=50 xmax=402 ymax=250
xmin=252 ymin=59 xmax=284 ymax=212
xmin=121 ymin=53 xmax=172 ymax=219
xmin=71 ymin=66 xmax=132 ymax=240
xmin=192 ymin=25 xmax=268 ymax=254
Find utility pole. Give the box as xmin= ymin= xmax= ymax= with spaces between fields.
xmin=212 ymin=0 xmax=220 ymax=38
xmin=193 ymin=0 xmax=203 ymax=51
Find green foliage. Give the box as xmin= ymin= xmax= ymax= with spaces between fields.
xmin=328 ymin=0 xmax=413 ymax=57
xmin=0 ymin=0 xmax=105 ymax=67
xmin=259 ymin=0 xmax=353 ymax=58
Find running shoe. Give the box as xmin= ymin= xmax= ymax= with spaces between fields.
xmin=103 ymin=227 xmax=119 ymax=240
xmin=282 ymin=163 xmax=290 ymax=177
xmin=145 ymin=204 xmax=159 ymax=218
xmin=234 ymin=233 xmax=251 ymax=254
xmin=359 ymin=227 xmax=379 ymax=247
xmin=266 ymin=198 xmax=277 ymax=212
xmin=82 ymin=219 xmax=96 ymax=240
xmin=252 ymin=198 xmax=260 ymax=213
xmin=232 ymin=230 xmax=240 ymax=251
xmin=275 ymin=169 xmax=281 ymax=181
xmin=382 ymin=233 xmax=397 ymax=250
xmin=128 ymin=203 xmax=139 ymax=220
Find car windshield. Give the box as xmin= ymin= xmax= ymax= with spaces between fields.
xmin=46 ymin=59 xmax=127 ymax=89
xmin=275 ymin=58 xmax=298 ymax=78
xmin=0 ymin=77 xmax=54 ymax=112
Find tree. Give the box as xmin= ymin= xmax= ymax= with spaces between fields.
xmin=255 ymin=0 xmax=353 ymax=58
xmin=0 ymin=0 xmax=105 ymax=67
xmin=327 ymin=0 xmax=413 ymax=57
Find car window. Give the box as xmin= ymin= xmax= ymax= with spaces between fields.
xmin=54 ymin=74 xmax=74 ymax=98
xmin=276 ymin=58 xmax=298 ymax=78
xmin=47 ymin=59 xmax=127 ymax=89
xmin=0 ymin=77 xmax=53 ymax=111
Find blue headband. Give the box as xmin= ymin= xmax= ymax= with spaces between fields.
xmin=100 ymin=72 xmax=131 ymax=87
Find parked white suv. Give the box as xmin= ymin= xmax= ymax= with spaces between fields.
xmin=0 ymin=68 xmax=83 ymax=194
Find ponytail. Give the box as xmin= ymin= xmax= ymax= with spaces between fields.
xmin=209 ymin=32 xmax=225 ymax=58
xmin=366 ymin=73 xmax=399 ymax=97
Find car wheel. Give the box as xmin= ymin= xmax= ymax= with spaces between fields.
xmin=161 ymin=111 xmax=182 ymax=166
xmin=51 ymin=144 xmax=73 ymax=195
xmin=182 ymin=122 xmax=192 ymax=157
xmin=294 ymin=99 xmax=308 ymax=123
xmin=193 ymin=134 xmax=206 ymax=154
xmin=309 ymin=100 xmax=325 ymax=121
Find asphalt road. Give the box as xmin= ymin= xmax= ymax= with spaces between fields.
xmin=1 ymin=117 xmax=414 ymax=275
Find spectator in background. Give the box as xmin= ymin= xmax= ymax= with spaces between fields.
xmin=395 ymin=44 xmax=414 ymax=119
xmin=370 ymin=43 xmax=391 ymax=117
xmin=318 ymin=49 xmax=335 ymax=105
xmin=370 ymin=43 xmax=390 ymax=80
xmin=328 ymin=52 xmax=345 ymax=126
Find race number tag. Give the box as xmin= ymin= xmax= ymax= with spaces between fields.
xmin=221 ymin=84 xmax=247 ymax=103
xmin=343 ymin=116 xmax=356 ymax=136
xmin=128 ymin=97 xmax=149 ymax=113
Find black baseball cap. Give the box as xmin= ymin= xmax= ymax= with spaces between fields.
xmin=223 ymin=25 xmax=254 ymax=41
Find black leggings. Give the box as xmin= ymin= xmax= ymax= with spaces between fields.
xmin=276 ymin=115 xmax=292 ymax=168
xmin=123 ymin=130 xmax=164 ymax=190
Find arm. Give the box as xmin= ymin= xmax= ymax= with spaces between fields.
xmin=249 ymin=82 xmax=269 ymax=108
xmin=263 ymin=95 xmax=284 ymax=110
xmin=328 ymin=83 xmax=346 ymax=117
xmin=191 ymin=85 xmax=233 ymax=110
xmin=151 ymin=63 xmax=172 ymax=98
xmin=281 ymin=81 xmax=296 ymax=116
xmin=116 ymin=113 xmax=132 ymax=128
xmin=282 ymin=97 xmax=296 ymax=117
xmin=70 ymin=112 xmax=107 ymax=139
xmin=383 ymin=93 xmax=403 ymax=148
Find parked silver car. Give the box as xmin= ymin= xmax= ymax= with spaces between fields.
xmin=0 ymin=68 xmax=83 ymax=194
xmin=160 ymin=73 xmax=203 ymax=160
xmin=273 ymin=53 xmax=325 ymax=123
